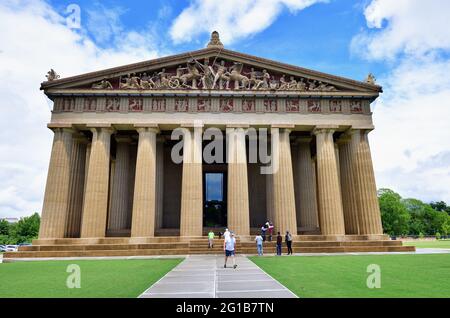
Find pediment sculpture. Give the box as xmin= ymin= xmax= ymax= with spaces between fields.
xmin=91 ymin=58 xmax=338 ymax=92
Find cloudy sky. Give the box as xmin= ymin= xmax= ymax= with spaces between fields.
xmin=1 ymin=0 xmax=449 ymax=218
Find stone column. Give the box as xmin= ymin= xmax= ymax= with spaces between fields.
xmin=80 ymin=126 xmax=113 ymax=238
xmin=227 ymin=127 xmax=250 ymax=236
xmin=155 ymin=136 xmax=165 ymax=231
xmin=266 ymin=173 xmax=274 ymax=223
xmin=295 ymin=137 xmax=319 ymax=230
xmin=313 ymin=127 xmax=345 ymax=235
xmin=39 ymin=127 xmax=73 ymax=239
xmin=107 ymin=136 xmax=132 ymax=233
xmin=271 ymin=127 xmax=297 ymax=235
xmin=180 ymin=126 xmax=203 ymax=237
xmin=65 ymin=134 xmax=88 ymax=238
xmin=351 ymin=129 xmax=383 ymax=234
xmin=131 ymin=126 xmax=158 ymax=237
xmin=337 ymin=133 xmax=360 ymax=234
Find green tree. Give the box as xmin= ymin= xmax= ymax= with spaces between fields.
xmin=378 ymin=188 xmax=410 ymax=236
xmin=403 ymin=198 xmax=448 ymax=235
xmin=430 ymin=201 xmax=450 ymax=216
xmin=0 ymin=219 xmax=9 ymax=235
xmin=8 ymin=213 xmax=40 ymax=244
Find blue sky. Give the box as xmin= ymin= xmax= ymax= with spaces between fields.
xmin=1 ymin=0 xmax=450 ymax=218
xmin=47 ymin=0 xmax=387 ymax=81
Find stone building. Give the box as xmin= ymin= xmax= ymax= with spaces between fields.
xmin=6 ymin=32 xmax=415 ymax=257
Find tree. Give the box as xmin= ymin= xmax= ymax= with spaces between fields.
xmin=0 ymin=219 xmax=9 ymax=235
xmin=8 ymin=213 xmax=40 ymax=244
xmin=403 ymin=198 xmax=449 ymax=235
xmin=378 ymin=188 xmax=410 ymax=236
xmin=430 ymin=201 xmax=450 ymax=216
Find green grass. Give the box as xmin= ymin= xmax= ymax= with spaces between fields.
xmin=0 ymin=258 xmax=182 ymax=298
xmin=250 ymin=254 xmax=450 ymax=298
xmin=403 ymin=239 xmax=450 ymax=249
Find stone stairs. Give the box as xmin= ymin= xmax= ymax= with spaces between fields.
xmin=3 ymin=235 xmax=415 ymax=259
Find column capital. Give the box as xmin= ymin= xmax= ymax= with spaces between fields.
xmin=136 ymin=127 xmax=159 ymax=134
xmin=312 ymin=125 xmax=339 ymax=136
xmin=89 ymin=126 xmax=115 ymax=136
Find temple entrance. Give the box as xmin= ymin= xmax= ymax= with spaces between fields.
xmin=203 ymin=171 xmax=227 ymax=227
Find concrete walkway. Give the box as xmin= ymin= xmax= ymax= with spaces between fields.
xmin=139 ymin=255 xmax=297 ymax=298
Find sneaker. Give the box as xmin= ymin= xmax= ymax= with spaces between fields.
xmin=233 ymin=264 xmax=237 ymax=269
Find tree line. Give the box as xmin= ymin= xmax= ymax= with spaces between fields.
xmin=0 ymin=213 xmax=40 ymax=245
xmin=378 ymin=188 xmax=450 ymax=237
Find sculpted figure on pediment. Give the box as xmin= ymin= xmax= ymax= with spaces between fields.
xmin=288 ymin=76 xmax=297 ymax=90
xmin=296 ymin=78 xmax=307 ymax=91
xmin=92 ymin=78 xmax=113 ymax=89
xmin=201 ymin=59 xmax=215 ymax=89
xmin=213 ymin=60 xmax=230 ymax=89
xmin=119 ymin=73 xmax=139 ymax=89
xmin=228 ymin=62 xmax=249 ymax=89
xmin=278 ymin=75 xmax=288 ymax=90
xmin=261 ymin=69 xmax=271 ymax=89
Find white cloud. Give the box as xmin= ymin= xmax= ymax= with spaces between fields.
xmin=351 ymin=0 xmax=450 ymax=202
xmin=169 ymin=0 xmax=327 ymax=44
xmin=351 ymin=0 xmax=450 ymax=60
xmin=0 ymin=0 xmax=162 ymax=218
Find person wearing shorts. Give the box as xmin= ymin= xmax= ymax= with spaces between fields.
xmin=224 ymin=232 xmax=237 ymax=269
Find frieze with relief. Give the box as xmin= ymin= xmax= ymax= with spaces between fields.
xmin=88 ymin=58 xmax=339 ymax=92
xmin=52 ymin=97 xmax=369 ymax=114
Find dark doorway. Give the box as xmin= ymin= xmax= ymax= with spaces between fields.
xmin=203 ymin=172 xmax=227 ymax=227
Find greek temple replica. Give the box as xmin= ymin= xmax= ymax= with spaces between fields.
xmin=4 ymin=32 xmax=413 ymax=258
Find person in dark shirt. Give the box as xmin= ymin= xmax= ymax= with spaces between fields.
xmin=276 ymin=232 xmax=282 ymax=256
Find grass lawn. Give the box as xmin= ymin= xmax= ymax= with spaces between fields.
xmin=0 ymin=258 xmax=182 ymax=298
xmin=403 ymin=239 xmax=450 ymax=249
xmin=250 ymin=254 xmax=450 ymax=298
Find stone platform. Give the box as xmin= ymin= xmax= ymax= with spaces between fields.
xmin=3 ymin=235 xmax=414 ymax=259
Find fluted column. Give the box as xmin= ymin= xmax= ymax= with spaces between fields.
xmin=39 ymin=128 xmax=73 ymax=239
xmin=313 ymin=127 xmax=345 ymax=235
xmin=351 ymin=129 xmax=383 ymax=234
xmin=155 ymin=137 xmax=165 ymax=230
xmin=337 ymin=133 xmax=360 ymax=234
xmin=227 ymin=127 xmax=250 ymax=236
xmin=108 ymin=136 xmax=132 ymax=233
xmin=131 ymin=127 xmax=158 ymax=237
xmin=65 ymin=134 xmax=88 ymax=238
xmin=296 ymin=137 xmax=319 ymax=230
xmin=180 ymin=126 xmax=203 ymax=237
xmin=80 ymin=127 xmax=113 ymax=238
xmin=271 ymin=128 xmax=297 ymax=234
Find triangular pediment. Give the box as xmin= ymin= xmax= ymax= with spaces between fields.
xmin=41 ymin=47 xmax=381 ymax=94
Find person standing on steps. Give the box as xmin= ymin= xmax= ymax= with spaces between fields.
xmin=285 ymin=231 xmax=293 ymax=255
xmin=268 ymin=222 xmax=274 ymax=242
xmin=224 ymin=228 xmax=230 ymax=240
xmin=261 ymin=225 xmax=267 ymax=242
xmin=208 ymin=230 xmax=215 ymax=248
xmin=276 ymin=232 xmax=282 ymax=256
xmin=255 ymin=234 xmax=264 ymax=256
xmin=224 ymin=232 xmax=237 ymax=269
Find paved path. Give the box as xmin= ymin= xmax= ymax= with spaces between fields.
xmin=139 ymin=255 xmax=297 ymax=298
